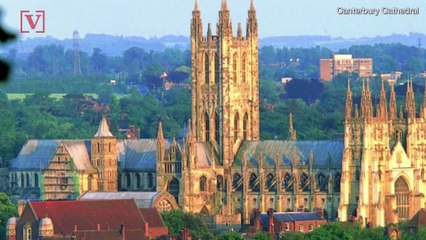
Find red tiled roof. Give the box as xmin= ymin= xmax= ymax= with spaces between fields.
xmin=74 ymin=229 xmax=147 ymax=240
xmin=30 ymin=199 xmax=145 ymax=236
xmin=139 ymin=208 xmax=165 ymax=228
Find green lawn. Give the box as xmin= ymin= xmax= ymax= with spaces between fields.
xmin=7 ymin=93 xmax=98 ymax=100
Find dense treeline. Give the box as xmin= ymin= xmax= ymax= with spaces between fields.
xmin=160 ymin=210 xmax=426 ymax=240
xmin=0 ymin=43 xmax=425 ymax=165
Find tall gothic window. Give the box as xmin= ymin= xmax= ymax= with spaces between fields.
xmin=217 ymin=175 xmax=224 ymax=191
xmin=200 ymin=176 xmax=207 ymax=192
xmin=234 ymin=112 xmax=239 ymax=143
xmin=233 ymin=53 xmax=238 ymax=84
xmin=168 ymin=178 xmax=180 ymax=203
xmin=317 ymin=173 xmax=327 ymax=192
xmin=215 ymin=112 xmax=220 ymax=143
xmin=233 ymin=173 xmax=243 ymax=191
xmin=249 ymin=173 xmax=259 ymax=192
xmin=242 ymin=53 xmax=247 ymax=83
xmin=395 ymin=177 xmax=410 ymax=220
xmin=205 ymin=112 xmax=210 ymax=142
xmin=243 ymin=113 xmax=248 ymax=140
xmin=266 ymin=173 xmax=276 ymax=191
xmin=205 ymin=52 xmax=209 ymax=84
xmin=300 ymin=173 xmax=310 ymax=192
xmin=126 ymin=173 xmax=131 ymax=189
xmin=283 ymin=173 xmax=293 ymax=192
xmin=215 ymin=53 xmax=220 ymax=84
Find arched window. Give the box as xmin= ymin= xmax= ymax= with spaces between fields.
xmin=200 ymin=206 xmax=209 ymax=215
xmin=334 ymin=173 xmax=341 ymax=192
xmin=283 ymin=173 xmax=293 ymax=192
xmin=215 ymin=112 xmax=220 ymax=143
xmin=266 ymin=173 xmax=276 ymax=191
xmin=215 ymin=53 xmax=220 ymax=84
xmin=205 ymin=52 xmax=209 ymax=84
xmin=205 ymin=112 xmax=210 ymax=142
xmin=249 ymin=173 xmax=259 ymax=192
xmin=300 ymin=173 xmax=310 ymax=192
xmin=233 ymin=173 xmax=243 ymax=191
xmin=168 ymin=178 xmax=180 ymax=202
xmin=233 ymin=53 xmax=238 ymax=84
xmin=148 ymin=173 xmax=154 ymax=189
xmin=97 ymin=143 xmax=100 ymax=153
xmin=243 ymin=113 xmax=248 ymax=140
xmin=136 ymin=174 xmax=141 ymax=189
xmin=26 ymin=173 xmax=30 ymax=187
xmin=34 ymin=173 xmax=39 ymax=187
xmin=242 ymin=53 xmax=247 ymax=83
xmin=126 ymin=173 xmax=131 ymax=189
xmin=217 ymin=175 xmax=224 ymax=191
xmin=200 ymin=176 xmax=207 ymax=192
xmin=317 ymin=173 xmax=327 ymax=192
xmin=234 ymin=112 xmax=239 ymax=143
xmin=395 ymin=177 xmax=410 ymax=220
xmin=109 ymin=142 xmax=111 ymax=152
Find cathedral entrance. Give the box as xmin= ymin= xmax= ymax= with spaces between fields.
xmin=395 ymin=177 xmax=410 ymax=221
xmin=168 ymin=178 xmax=180 ymax=203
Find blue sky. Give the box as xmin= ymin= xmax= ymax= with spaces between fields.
xmin=1 ymin=0 xmax=425 ymax=39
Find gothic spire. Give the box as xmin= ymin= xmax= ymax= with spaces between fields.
xmin=423 ymin=80 xmax=426 ymax=107
xmin=94 ymin=116 xmax=113 ymax=138
xmin=157 ymin=121 xmax=164 ymax=140
xmin=237 ymin=23 xmax=242 ymax=38
xmin=405 ymin=79 xmax=416 ymax=120
xmin=246 ymin=0 xmax=258 ymax=37
xmin=221 ymin=0 xmax=229 ymax=11
xmin=194 ymin=0 xmax=199 ymax=11
xmin=389 ymin=81 xmax=397 ymax=120
xmin=379 ymin=79 xmax=387 ymax=119
xmin=360 ymin=79 xmax=372 ymax=119
xmin=289 ymin=113 xmax=297 ymax=141
xmin=207 ymin=23 xmax=212 ymax=38
xmin=345 ymin=79 xmax=352 ymax=119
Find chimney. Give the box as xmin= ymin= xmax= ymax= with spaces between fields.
xmin=254 ymin=208 xmax=261 ymax=231
xmin=120 ymin=224 xmax=126 ymax=240
xmin=145 ymin=222 xmax=149 ymax=237
xmin=182 ymin=227 xmax=192 ymax=240
xmin=18 ymin=200 xmax=26 ymax=216
xmin=268 ymin=208 xmax=274 ymax=233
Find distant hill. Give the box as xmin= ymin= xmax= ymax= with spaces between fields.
xmin=3 ymin=32 xmax=425 ymax=57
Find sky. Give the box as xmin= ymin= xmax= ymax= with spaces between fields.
xmin=1 ymin=0 xmax=426 ymax=40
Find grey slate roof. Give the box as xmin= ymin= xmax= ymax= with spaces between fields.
xmin=118 ymin=139 xmax=165 ymax=171
xmin=10 ymin=139 xmax=167 ymax=172
xmin=79 ymin=192 xmax=159 ymax=208
xmin=9 ymin=140 xmax=94 ymax=172
xmin=234 ymin=140 xmax=343 ymax=167
xmin=261 ymin=212 xmax=323 ymax=224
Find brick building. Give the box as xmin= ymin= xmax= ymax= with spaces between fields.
xmin=320 ymin=54 xmax=373 ymax=81
xmin=6 ymin=199 xmax=168 ymax=240
xmin=249 ymin=208 xmax=326 ymax=236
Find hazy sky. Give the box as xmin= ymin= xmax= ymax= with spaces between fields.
xmin=1 ymin=0 xmax=425 ymax=40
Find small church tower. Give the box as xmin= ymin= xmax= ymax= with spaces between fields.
xmin=91 ymin=116 xmax=118 ymax=192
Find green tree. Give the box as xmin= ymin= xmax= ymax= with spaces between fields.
xmin=217 ymin=232 xmax=244 ymax=240
xmin=253 ymin=231 xmax=273 ymax=240
xmin=0 ymin=193 xmax=18 ymax=239
xmin=161 ymin=210 xmax=214 ymax=240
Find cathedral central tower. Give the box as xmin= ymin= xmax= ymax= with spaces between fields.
xmin=191 ymin=0 xmax=260 ymax=168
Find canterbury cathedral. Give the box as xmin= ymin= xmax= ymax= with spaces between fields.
xmin=5 ymin=0 xmax=343 ymax=226
xmin=339 ymin=80 xmax=426 ymax=227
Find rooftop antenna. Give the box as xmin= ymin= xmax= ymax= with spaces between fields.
xmin=73 ymin=30 xmax=82 ymax=76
